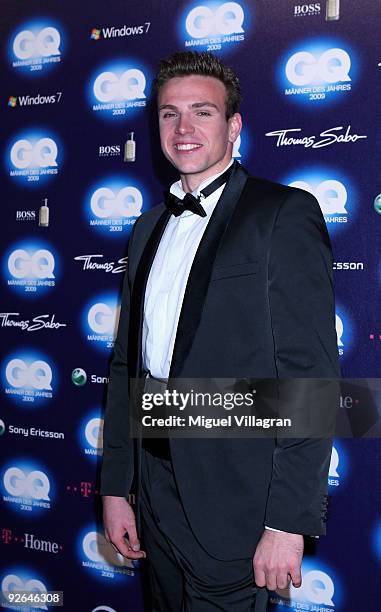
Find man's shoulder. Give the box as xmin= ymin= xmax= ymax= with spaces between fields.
xmin=241 ymin=169 xmax=321 ymax=216
xmin=244 ymin=172 xmax=298 ymax=199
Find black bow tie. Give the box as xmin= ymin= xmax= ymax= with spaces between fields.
xmin=164 ymin=163 xmax=235 ymax=218
xmin=164 ymin=192 xmax=207 ymax=217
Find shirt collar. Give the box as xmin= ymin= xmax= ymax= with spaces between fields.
xmin=169 ymin=158 xmax=234 ymax=201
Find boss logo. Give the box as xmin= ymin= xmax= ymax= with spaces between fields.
xmin=3 ymin=467 xmax=50 ymax=500
xmin=294 ymin=3 xmax=321 ymax=16
xmin=10 ymin=138 xmax=58 ymax=169
xmin=6 ymin=358 xmax=53 ymax=390
xmin=99 ymin=145 xmax=121 ymax=156
xmin=13 ymin=27 xmax=60 ymax=59
xmin=16 ymin=211 xmax=36 ymax=221
xmin=286 ymin=48 xmax=351 ymax=86
xmin=93 ymin=69 xmax=146 ymax=102
xmin=185 ymin=2 xmax=244 ymax=38
xmin=90 ymin=186 xmax=142 ymax=218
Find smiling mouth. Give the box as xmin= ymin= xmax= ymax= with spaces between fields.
xmin=174 ymin=144 xmax=202 ymax=151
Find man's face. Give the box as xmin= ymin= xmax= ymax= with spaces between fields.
xmin=158 ymin=75 xmax=241 ymax=187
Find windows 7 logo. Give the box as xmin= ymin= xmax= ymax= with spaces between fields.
xmin=91 ymin=28 xmax=101 ymax=40
xmin=8 ymin=96 xmax=17 ymax=108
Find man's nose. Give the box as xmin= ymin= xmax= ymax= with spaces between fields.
xmin=175 ymin=114 xmax=194 ymax=135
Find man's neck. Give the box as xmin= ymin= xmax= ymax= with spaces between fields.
xmin=180 ymin=158 xmax=234 ymax=194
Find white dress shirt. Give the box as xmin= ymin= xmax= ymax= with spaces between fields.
xmin=142 ymin=159 xmax=234 ymax=379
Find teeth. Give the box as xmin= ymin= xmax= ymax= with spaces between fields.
xmin=176 ymin=144 xmax=201 ymax=151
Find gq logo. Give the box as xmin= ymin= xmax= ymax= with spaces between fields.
xmin=82 ymin=531 xmax=131 ymax=567
xmin=10 ymin=138 xmax=57 ymax=169
xmin=84 ymin=295 xmax=120 ymax=353
xmin=8 ymin=248 xmax=55 ymax=279
xmin=281 ymin=42 xmax=354 ymax=103
xmin=10 ymin=23 xmax=63 ymax=73
xmin=277 ymin=566 xmax=336 ymax=607
xmin=185 ymin=2 xmax=244 ymax=38
xmin=286 ymin=48 xmax=351 ymax=86
xmin=3 ymin=351 xmax=54 ymax=404
xmin=90 ymin=63 xmax=149 ymax=118
xmin=335 ymin=310 xmax=352 ymax=358
xmin=93 ymin=69 xmax=146 ymax=102
xmin=329 ymin=445 xmax=340 ymax=487
xmin=182 ymin=1 xmax=247 ymax=51
xmin=91 ymin=186 xmax=143 ymax=218
xmin=2 ymin=574 xmax=48 ymax=611
xmin=85 ymin=417 xmax=104 ymax=451
xmin=88 ymin=303 xmax=120 ymax=335
xmin=3 ymin=466 xmax=50 ymax=501
xmin=336 ymin=314 xmax=344 ymax=353
xmin=5 ymin=244 xmax=57 ymax=295
xmin=6 ymin=358 xmax=52 ymax=391
xmin=7 ymin=132 xmax=60 ymax=184
xmin=288 ymin=178 xmax=348 ymax=217
xmin=13 ymin=27 xmax=60 ymax=60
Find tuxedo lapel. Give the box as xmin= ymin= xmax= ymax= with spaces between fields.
xmin=128 ymin=208 xmax=171 ymax=378
xmin=169 ymin=161 xmax=249 ymax=379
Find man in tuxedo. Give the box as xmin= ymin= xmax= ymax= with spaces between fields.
xmin=100 ymin=51 xmax=339 ymax=611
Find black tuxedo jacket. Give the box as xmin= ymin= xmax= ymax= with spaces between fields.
xmin=100 ymin=161 xmax=340 ymax=560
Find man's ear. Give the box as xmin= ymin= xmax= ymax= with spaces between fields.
xmin=228 ymin=113 xmax=242 ymax=143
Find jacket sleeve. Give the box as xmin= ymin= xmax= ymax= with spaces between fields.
xmin=264 ymin=189 xmax=340 ymax=536
xmin=100 ymin=226 xmax=138 ymax=497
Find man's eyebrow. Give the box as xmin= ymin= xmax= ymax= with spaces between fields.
xmin=191 ymin=102 xmax=219 ymax=110
xmin=158 ymin=102 xmax=220 ymax=111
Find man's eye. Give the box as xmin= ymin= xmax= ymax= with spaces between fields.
xmin=197 ymin=111 xmax=211 ymax=116
xmin=162 ymin=112 xmax=177 ymax=118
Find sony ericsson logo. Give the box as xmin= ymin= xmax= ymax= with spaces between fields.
xmin=86 ymin=177 xmax=144 ymax=237
xmin=181 ymin=1 xmax=248 ymax=51
xmin=2 ymin=350 xmax=55 ymax=405
xmin=7 ymin=131 xmax=61 ymax=184
xmin=5 ymin=241 xmax=58 ymax=295
xmin=2 ymin=571 xmax=50 ymax=610
xmin=89 ymin=61 xmax=149 ymax=118
xmin=10 ymin=22 xmax=63 ymax=73
xmin=279 ymin=39 xmax=357 ymax=104
xmin=79 ymin=527 xmax=134 ymax=580
xmin=1 ymin=461 xmax=53 ymax=513
xmin=83 ymin=294 xmax=120 ymax=353
xmin=285 ymin=168 xmax=355 ymax=232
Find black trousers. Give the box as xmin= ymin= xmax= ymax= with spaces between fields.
xmin=140 ymin=446 xmax=269 ymax=612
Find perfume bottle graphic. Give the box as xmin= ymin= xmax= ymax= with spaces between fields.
xmin=326 ymin=0 xmax=340 ymax=21
xmin=124 ymin=132 xmax=136 ymax=162
xmin=39 ymin=198 xmax=49 ymax=227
